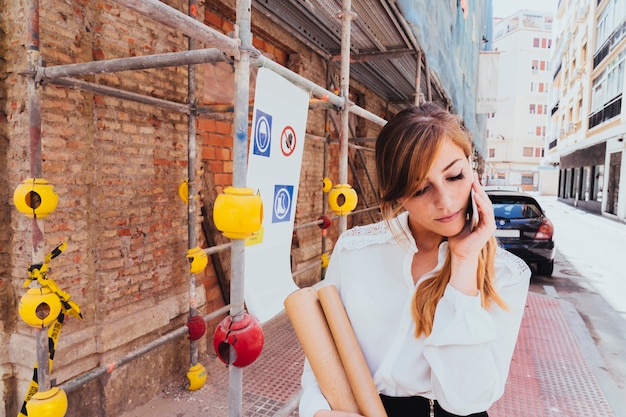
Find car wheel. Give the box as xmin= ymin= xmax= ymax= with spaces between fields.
xmin=537 ymin=260 xmax=554 ymax=277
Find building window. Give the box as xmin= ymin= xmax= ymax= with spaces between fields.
xmin=529 ymin=104 xmax=536 ymax=114
xmin=532 ymin=37 xmax=552 ymax=49
xmin=530 ymin=82 xmax=549 ymax=93
xmin=489 ymin=148 xmax=495 ymax=158
xmin=523 ymin=147 xmax=534 ymax=157
xmin=535 ymin=126 xmax=546 ymax=136
xmin=522 ymin=174 xmax=534 ymax=185
xmin=578 ymin=98 xmax=583 ymax=121
xmin=590 ymin=50 xmax=625 ymax=128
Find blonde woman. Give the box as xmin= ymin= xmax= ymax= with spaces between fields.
xmin=299 ymin=103 xmax=530 ymax=417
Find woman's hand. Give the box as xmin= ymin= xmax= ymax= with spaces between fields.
xmin=314 ymin=411 xmax=366 ymax=417
xmin=447 ymin=175 xmax=496 ymax=295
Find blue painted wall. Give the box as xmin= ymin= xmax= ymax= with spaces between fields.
xmin=398 ymin=0 xmax=493 ymax=154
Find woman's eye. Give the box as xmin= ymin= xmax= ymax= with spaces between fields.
xmin=413 ymin=186 xmax=429 ymax=197
xmin=449 ymin=172 xmax=465 ymax=181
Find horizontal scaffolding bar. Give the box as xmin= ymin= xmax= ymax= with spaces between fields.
xmin=108 ymin=0 xmax=240 ymax=59
xmin=58 ymin=305 xmax=231 ymax=394
xmin=49 ymin=77 xmax=191 ymax=114
xmin=39 ymin=49 xmax=230 ymax=80
xmin=349 ymin=143 xmax=374 ymax=152
xmin=255 ymin=55 xmax=387 ymax=126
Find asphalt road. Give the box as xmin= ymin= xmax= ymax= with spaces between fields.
xmin=527 ymin=194 xmax=626 ymax=409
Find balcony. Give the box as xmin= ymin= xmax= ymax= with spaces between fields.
xmin=549 ymin=138 xmax=558 ymax=149
xmin=551 ymin=101 xmax=560 ymax=115
xmin=589 ymin=94 xmax=622 ymax=129
xmin=593 ymin=19 xmax=626 ymax=69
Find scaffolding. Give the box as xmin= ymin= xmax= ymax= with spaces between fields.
xmin=16 ymin=0 xmax=434 ymax=415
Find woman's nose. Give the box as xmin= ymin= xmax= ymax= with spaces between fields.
xmin=434 ymin=188 xmax=454 ymax=210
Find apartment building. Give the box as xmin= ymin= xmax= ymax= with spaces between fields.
xmin=548 ymin=0 xmax=626 ymax=219
xmin=486 ymin=10 xmax=555 ymax=191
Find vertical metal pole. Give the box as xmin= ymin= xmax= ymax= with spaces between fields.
xmin=338 ymin=0 xmax=354 ymax=234
xmin=187 ymin=0 xmax=199 ymax=367
xmin=415 ymin=51 xmax=422 ymax=106
xmin=230 ymin=0 xmax=252 ymax=415
xmin=26 ymin=0 xmax=51 ymax=393
xmin=425 ymin=60 xmax=432 ymax=102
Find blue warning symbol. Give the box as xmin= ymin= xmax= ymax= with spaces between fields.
xmin=272 ymin=185 xmax=294 ymax=223
xmin=253 ymin=109 xmax=272 ymax=157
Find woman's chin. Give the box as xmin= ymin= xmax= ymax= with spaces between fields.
xmin=441 ymin=220 xmax=467 ymax=237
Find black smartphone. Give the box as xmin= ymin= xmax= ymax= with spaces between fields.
xmin=467 ymin=188 xmax=479 ymax=231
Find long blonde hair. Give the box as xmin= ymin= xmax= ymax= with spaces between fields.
xmin=375 ymin=103 xmax=507 ymax=337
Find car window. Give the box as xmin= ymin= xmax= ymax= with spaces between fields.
xmin=492 ymin=201 xmax=542 ymax=219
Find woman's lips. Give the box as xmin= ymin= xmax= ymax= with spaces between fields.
xmin=437 ymin=209 xmax=462 ymax=223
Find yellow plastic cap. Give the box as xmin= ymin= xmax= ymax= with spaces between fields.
xmin=213 ymin=187 xmax=263 ymax=239
xmin=328 ymin=184 xmax=358 ymax=216
xmin=19 ymin=287 xmax=63 ymax=328
xmin=13 ymin=178 xmax=59 ymax=219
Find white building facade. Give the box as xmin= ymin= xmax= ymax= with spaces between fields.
xmin=486 ymin=10 xmax=555 ymax=192
xmin=549 ymin=0 xmax=626 ymax=219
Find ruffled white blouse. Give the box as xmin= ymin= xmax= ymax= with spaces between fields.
xmin=299 ymin=212 xmax=531 ymax=417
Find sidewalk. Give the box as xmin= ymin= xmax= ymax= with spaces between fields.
xmin=120 ymin=291 xmax=623 ymax=417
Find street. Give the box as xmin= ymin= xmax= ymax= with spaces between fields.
xmin=528 ymin=194 xmax=626 ymax=408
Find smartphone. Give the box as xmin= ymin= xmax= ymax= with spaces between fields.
xmin=467 ymin=188 xmax=479 ymax=231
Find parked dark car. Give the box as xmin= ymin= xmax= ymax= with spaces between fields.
xmin=486 ymin=190 xmax=555 ymax=276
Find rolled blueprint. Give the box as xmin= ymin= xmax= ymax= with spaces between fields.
xmin=283 ymin=287 xmax=359 ymax=413
xmin=318 ymin=285 xmax=388 ymax=417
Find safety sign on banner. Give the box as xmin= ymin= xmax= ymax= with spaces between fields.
xmin=244 ymin=68 xmax=309 ymax=323
xmin=272 ymin=185 xmax=294 ymax=223
xmin=253 ymin=109 xmax=272 ymax=157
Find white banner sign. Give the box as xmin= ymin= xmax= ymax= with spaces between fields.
xmin=244 ymin=67 xmax=309 ymax=323
xmin=477 ymin=51 xmax=500 ymax=114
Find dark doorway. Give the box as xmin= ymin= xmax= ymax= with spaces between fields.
xmin=606 ymin=152 xmax=621 ymax=215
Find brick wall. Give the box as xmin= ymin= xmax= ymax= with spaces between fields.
xmin=1 ymin=1 xmax=399 ymax=415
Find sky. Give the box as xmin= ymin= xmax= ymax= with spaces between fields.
xmin=491 ymin=0 xmax=558 ymax=18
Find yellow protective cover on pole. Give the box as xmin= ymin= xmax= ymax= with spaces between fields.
xmin=318 ymin=285 xmax=388 ymax=417
xmin=283 ymin=287 xmax=360 ymax=413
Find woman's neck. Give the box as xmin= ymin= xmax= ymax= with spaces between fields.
xmin=408 ymin=221 xmax=444 ymax=253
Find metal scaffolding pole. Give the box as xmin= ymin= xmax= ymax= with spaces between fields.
xmin=57 ymin=306 xmax=231 ymax=394
xmin=254 ymin=55 xmax=386 ymax=126
xmin=50 ymin=77 xmax=191 ymax=113
xmin=26 ymin=0 xmax=52 ymax=393
xmin=108 ymin=0 xmax=240 ymax=59
xmin=229 ymin=0 xmax=253 ymax=414
xmin=38 ymin=48 xmax=229 ymax=79
xmin=187 ymin=0 xmax=200 ymax=369
xmin=338 ymin=0 xmax=355 ymax=234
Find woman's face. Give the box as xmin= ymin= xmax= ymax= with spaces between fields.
xmin=402 ymin=137 xmax=473 ymax=239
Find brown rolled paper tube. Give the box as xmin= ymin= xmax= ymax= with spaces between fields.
xmin=283 ymin=287 xmax=360 ymax=413
xmin=318 ymin=285 xmax=388 ymax=417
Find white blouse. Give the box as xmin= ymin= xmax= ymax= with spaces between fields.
xmin=299 ymin=212 xmax=531 ymax=417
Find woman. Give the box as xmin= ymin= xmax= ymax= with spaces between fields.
xmin=299 ymin=103 xmax=531 ymax=417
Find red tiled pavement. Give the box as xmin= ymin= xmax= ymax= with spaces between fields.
xmin=121 ymin=292 xmax=620 ymax=417
xmin=489 ymin=293 xmax=615 ymax=417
